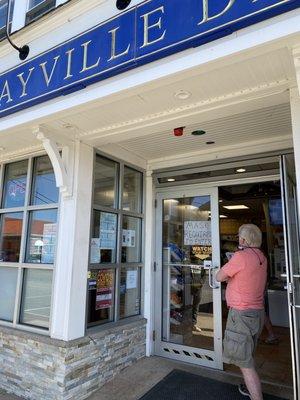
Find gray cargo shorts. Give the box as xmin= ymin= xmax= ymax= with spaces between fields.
xmin=223 ymin=308 xmax=265 ymax=369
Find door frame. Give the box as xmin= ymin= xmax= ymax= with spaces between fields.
xmin=280 ymin=154 xmax=300 ymax=399
xmin=153 ymin=174 xmax=281 ymax=370
xmin=154 ymin=185 xmax=223 ymax=369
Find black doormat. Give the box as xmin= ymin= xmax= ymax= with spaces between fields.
xmin=139 ymin=370 xmax=284 ymax=400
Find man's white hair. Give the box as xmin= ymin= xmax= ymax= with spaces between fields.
xmin=238 ymin=224 xmax=262 ymax=248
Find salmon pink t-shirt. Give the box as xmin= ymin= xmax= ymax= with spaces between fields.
xmin=221 ymin=248 xmax=267 ymax=310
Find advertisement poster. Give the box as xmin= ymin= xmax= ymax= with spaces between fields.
xmin=100 ymin=213 xmax=117 ymax=250
xmin=184 ymin=221 xmax=211 ymax=246
xmin=122 ymin=229 xmax=136 ymax=247
xmin=95 ymin=270 xmax=114 ymax=310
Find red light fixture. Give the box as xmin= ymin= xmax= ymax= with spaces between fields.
xmin=173 ymin=127 xmax=185 ymax=136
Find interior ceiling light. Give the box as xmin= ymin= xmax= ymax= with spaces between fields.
xmin=236 ymin=168 xmax=246 ymax=173
xmin=167 ymin=178 xmax=176 ymax=182
xmin=191 ymin=130 xmax=206 ymax=136
xmin=223 ymin=205 xmax=249 ymax=210
xmin=166 ymin=199 xmax=179 ymax=204
xmin=174 ymin=90 xmax=191 ymax=100
xmin=220 ymin=215 xmax=228 ymax=218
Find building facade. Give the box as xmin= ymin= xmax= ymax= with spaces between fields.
xmin=0 ymin=0 xmax=299 ymax=399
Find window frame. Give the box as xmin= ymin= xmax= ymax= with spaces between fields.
xmin=0 ymin=153 xmax=60 ymax=335
xmin=0 ymin=0 xmax=13 ymax=40
xmin=87 ymin=150 xmax=145 ymax=329
xmin=26 ymin=0 xmax=56 ymax=24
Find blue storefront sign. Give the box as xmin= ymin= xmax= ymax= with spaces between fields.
xmin=0 ymin=0 xmax=299 ymax=118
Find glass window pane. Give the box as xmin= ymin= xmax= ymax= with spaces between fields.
xmin=0 ymin=212 xmax=23 ymax=262
xmin=123 ymin=167 xmax=142 ymax=213
xmin=28 ymin=0 xmax=49 ymax=9
xmin=90 ymin=211 xmax=117 ymax=264
xmin=31 ymin=155 xmax=59 ymax=205
xmin=0 ymin=267 xmax=18 ymax=322
xmin=122 ymin=216 xmax=142 ymax=263
xmin=87 ymin=269 xmax=115 ymax=325
xmin=2 ymin=160 xmax=28 ymax=208
xmin=20 ymin=269 xmax=52 ymax=328
xmin=120 ymin=267 xmax=141 ymax=319
xmin=94 ymin=156 xmax=118 ymax=208
xmin=0 ymin=0 xmax=13 ymax=30
xmin=26 ymin=210 xmax=57 ymax=264
xmin=162 ymin=196 xmax=214 ymax=351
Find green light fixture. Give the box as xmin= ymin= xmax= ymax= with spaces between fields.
xmin=191 ymin=130 xmax=206 ymax=136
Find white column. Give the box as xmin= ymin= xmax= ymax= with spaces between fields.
xmin=144 ymin=169 xmax=155 ymax=356
xmin=11 ymin=0 xmax=27 ymax=33
xmin=50 ymin=141 xmax=94 ymax=341
xmin=290 ymin=88 xmax=300 ymax=206
xmin=291 ymin=46 xmax=300 ymax=210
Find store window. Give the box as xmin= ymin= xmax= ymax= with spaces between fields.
xmin=0 ymin=0 xmax=13 ymax=40
xmin=0 ymin=155 xmax=59 ymax=330
xmin=87 ymin=154 xmax=144 ymax=327
xmin=26 ymin=0 xmax=56 ymax=24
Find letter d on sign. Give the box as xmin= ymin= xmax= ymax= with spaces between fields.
xmin=199 ymin=0 xmax=236 ymax=25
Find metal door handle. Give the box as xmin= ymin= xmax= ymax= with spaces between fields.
xmin=209 ymin=266 xmax=220 ymax=289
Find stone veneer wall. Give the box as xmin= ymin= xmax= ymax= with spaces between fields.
xmin=0 ymin=318 xmax=146 ymax=400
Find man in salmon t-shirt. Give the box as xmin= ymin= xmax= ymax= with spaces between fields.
xmin=216 ymin=224 xmax=267 ymax=400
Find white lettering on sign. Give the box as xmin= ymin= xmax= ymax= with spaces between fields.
xmin=199 ymin=0 xmax=236 ymax=25
xmin=184 ymin=221 xmax=211 ymax=246
xmin=140 ymin=6 xmax=166 ymax=48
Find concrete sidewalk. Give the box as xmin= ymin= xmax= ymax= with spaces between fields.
xmin=0 ymin=356 xmax=294 ymax=400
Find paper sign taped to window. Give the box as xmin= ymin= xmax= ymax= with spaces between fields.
xmin=122 ymin=229 xmax=136 ymax=247
xmin=126 ymin=270 xmax=138 ymax=289
xmin=184 ymin=221 xmax=211 ymax=246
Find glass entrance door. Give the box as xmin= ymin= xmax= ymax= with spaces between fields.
xmin=154 ymin=187 xmax=223 ymax=369
xmin=281 ymin=154 xmax=300 ymax=399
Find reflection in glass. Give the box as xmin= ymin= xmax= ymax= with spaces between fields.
xmin=94 ymin=156 xmax=118 ymax=208
xmin=28 ymin=0 xmax=48 ymax=9
xmin=122 ymin=216 xmax=142 ymax=263
xmin=0 ymin=0 xmax=13 ymax=31
xmin=123 ymin=167 xmax=142 ymax=213
xmin=2 ymin=160 xmax=28 ymax=208
xmin=26 ymin=209 xmax=57 ymax=264
xmin=120 ymin=267 xmax=140 ymax=319
xmin=162 ymin=196 xmax=214 ymax=351
xmin=90 ymin=211 xmax=117 ymax=264
xmin=0 ymin=213 xmax=23 ymax=262
xmin=87 ymin=269 xmax=115 ymax=325
xmin=31 ymin=155 xmax=59 ymax=205
xmin=20 ymin=269 xmax=52 ymax=328
xmin=0 ymin=267 xmax=18 ymax=322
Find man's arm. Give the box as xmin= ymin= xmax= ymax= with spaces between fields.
xmin=216 ymin=268 xmax=230 ymax=283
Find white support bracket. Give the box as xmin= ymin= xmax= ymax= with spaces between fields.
xmin=34 ymin=125 xmax=73 ymax=198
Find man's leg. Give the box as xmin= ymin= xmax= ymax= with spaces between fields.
xmin=240 ymin=367 xmax=263 ymax=400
